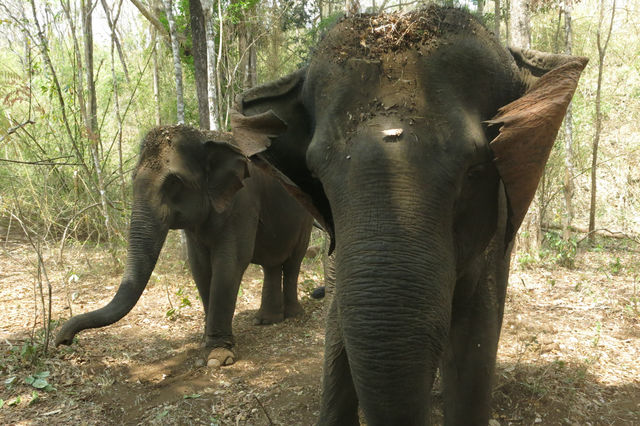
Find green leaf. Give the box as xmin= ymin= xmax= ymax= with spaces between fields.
xmin=29 ymin=391 xmax=39 ymax=405
xmin=35 ymin=371 xmax=50 ymax=379
xmin=24 ymin=376 xmax=35 ymax=385
xmin=4 ymin=376 xmax=16 ymax=386
xmin=32 ymin=378 xmax=49 ymax=389
xmin=183 ymin=393 xmax=201 ymax=399
xmin=0 ymin=399 xmax=4 ymax=408
xmin=8 ymin=396 xmax=20 ymax=406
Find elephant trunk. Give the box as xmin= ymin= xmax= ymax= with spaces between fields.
xmin=333 ymin=196 xmax=456 ymax=424
xmin=56 ymin=198 xmax=168 ymax=346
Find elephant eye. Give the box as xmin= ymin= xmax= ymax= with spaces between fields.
xmin=466 ymin=163 xmax=489 ymax=179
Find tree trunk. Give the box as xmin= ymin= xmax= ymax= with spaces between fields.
xmin=82 ymin=0 xmax=111 ymax=239
xmin=203 ymin=0 xmax=220 ymax=131
xmin=163 ymin=0 xmax=185 ymax=124
xmin=151 ymin=26 xmax=162 ymax=126
xmin=494 ymin=0 xmax=501 ymax=43
xmin=477 ymin=0 xmax=485 ymax=16
xmin=509 ymin=0 xmax=531 ymax=48
xmin=589 ymin=0 xmax=616 ymax=243
xmin=189 ymin=0 xmax=210 ymax=130
xmin=562 ymin=0 xmax=575 ymax=241
xmin=101 ymin=0 xmax=127 ymax=205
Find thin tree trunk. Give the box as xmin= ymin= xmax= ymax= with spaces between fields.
xmin=101 ymin=0 xmax=127 ymax=205
xmin=151 ymin=26 xmax=162 ymax=126
xmin=477 ymin=0 xmax=485 ymax=16
xmin=60 ymin=0 xmax=89 ymax=136
xmin=509 ymin=0 xmax=530 ymax=48
xmin=100 ymin=0 xmax=129 ymax=83
xmin=190 ymin=0 xmax=210 ymax=130
xmin=494 ymin=0 xmax=501 ymax=42
xmin=216 ymin=0 xmax=224 ymax=127
xmin=589 ymin=0 xmax=616 ymax=243
xmin=82 ymin=0 xmax=111 ymax=238
xmin=562 ymin=0 xmax=575 ymax=240
xmin=129 ymin=0 xmax=171 ymax=44
xmin=163 ymin=0 xmax=185 ymax=124
xmin=203 ymin=0 xmax=219 ymax=131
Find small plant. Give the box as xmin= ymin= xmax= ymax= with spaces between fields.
xmin=166 ymin=287 xmax=192 ymax=320
xmin=592 ymin=321 xmax=602 ymax=348
xmin=609 ymin=256 xmax=623 ymax=275
xmin=517 ymin=252 xmax=536 ymax=269
xmin=543 ymin=231 xmax=578 ymax=268
xmin=24 ymin=371 xmax=55 ymax=391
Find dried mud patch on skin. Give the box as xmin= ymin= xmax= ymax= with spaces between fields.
xmin=317 ymin=6 xmax=490 ymax=64
xmin=1 ymin=232 xmax=639 ymax=424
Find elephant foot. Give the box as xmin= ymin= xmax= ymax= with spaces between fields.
xmin=285 ymin=301 xmax=304 ymax=318
xmin=253 ymin=310 xmax=285 ymax=325
xmin=207 ymin=347 xmax=236 ymax=368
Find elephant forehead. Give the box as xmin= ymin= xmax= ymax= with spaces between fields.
xmin=137 ymin=125 xmax=204 ymax=173
xmin=313 ymin=6 xmax=488 ymax=64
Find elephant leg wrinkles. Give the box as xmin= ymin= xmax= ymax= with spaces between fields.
xmin=318 ymin=295 xmax=359 ymax=426
xmin=255 ymin=265 xmax=285 ymax=325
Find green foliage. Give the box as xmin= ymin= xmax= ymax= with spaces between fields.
xmin=24 ymin=371 xmax=55 ymax=392
xmin=166 ymin=286 xmax=192 ymax=320
xmin=541 ymin=232 xmax=578 ymax=268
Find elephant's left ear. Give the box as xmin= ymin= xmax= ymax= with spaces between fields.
xmin=487 ymin=50 xmax=588 ymax=242
xmin=204 ymin=140 xmax=250 ymax=213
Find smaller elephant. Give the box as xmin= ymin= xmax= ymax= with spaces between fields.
xmin=55 ymin=125 xmax=314 ymax=366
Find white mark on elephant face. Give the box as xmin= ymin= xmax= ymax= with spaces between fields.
xmin=382 ymin=128 xmax=403 ymax=142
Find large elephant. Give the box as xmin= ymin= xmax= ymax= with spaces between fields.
xmin=55 ymin=125 xmax=314 ymax=366
xmin=230 ymin=7 xmax=587 ymax=425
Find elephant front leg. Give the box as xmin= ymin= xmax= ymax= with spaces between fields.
xmin=282 ymin=256 xmax=305 ymax=319
xmin=318 ymin=296 xmax=359 ymax=426
xmin=254 ymin=265 xmax=285 ymax=325
xmin=205 ymin=259 xmax=247 ymax=367
xmin=186 ymin=236 xmax=212 ymax=333
xmin=441 ymin=272 xmax=505 ymax=425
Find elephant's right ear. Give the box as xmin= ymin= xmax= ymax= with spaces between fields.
xmin=487 ymin=49 xmax=588 ymax=244
xmin=204 ymin=140 xmax=250 ymax=213
xmin=232 ymin=68 xmax=335 ymax=249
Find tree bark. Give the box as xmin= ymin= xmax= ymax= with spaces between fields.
xmin=163 ymin=0 xmax=185 ymax=124
xmin=494 ymin=0 xmax=501 ymax=43
xmin=100 ymin=0 xmax=129 ymax=83
xmin=189 ymin=0 xmax=210 ymax=130
xmin=203 ymin=0 xmax=220 ymax=131
xmin=151 ymin=26 xmax=162 ymax=126
xmin=82 ymin=0 xmax=111 ymax=238
xmin=509 ymin=0 xmax=531 ymax=49
xmin=129 ymin=0 xmax=171 ymax=44
xmin=589 ymin=0 xmax=616 ymax=243
xmin=562 ymin=0 xmax=575 ymax=240
xmin=101 ymin=0 xmax=127 ymax=205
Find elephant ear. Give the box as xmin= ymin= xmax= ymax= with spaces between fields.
xmin=204 ymin=140 xmax=250 ymax=213
xmin=231 ymin=68 xmax=335 ymax=248
xmin=486 ymin=49 xmax=588 ymax=243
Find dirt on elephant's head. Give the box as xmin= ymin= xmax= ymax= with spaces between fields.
xmin=136 ymin=125 xmax=203 ymax=172
xmin=316 ymin=6 xmax=491 ymax=63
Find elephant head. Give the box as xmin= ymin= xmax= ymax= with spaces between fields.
xmin=231 ymin=7 xmax=587 ymax=425
xmin=55 ymin=125 xmax=248 ymax=346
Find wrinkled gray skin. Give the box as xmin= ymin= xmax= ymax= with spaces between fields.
xmin=231 ymin=7 xmax=587 ymax=426
xmin=55 ymin=125 xmax=313 ymax=366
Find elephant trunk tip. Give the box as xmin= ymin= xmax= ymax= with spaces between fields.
xmin=55 ymin=320 xmax=79 ymax=346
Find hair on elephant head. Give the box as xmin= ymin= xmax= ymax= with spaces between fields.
xmin=231 ymin=6 xmax=587 ymax=425
xmin=56 ymin=125 xmax=313 ymax=368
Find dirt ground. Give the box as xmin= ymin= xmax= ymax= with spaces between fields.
xmin=1 ymin=230 xmax=639 ymax=425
